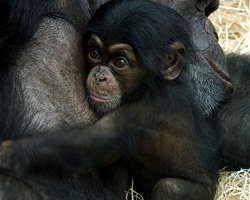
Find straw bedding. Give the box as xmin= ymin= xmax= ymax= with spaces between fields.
xmin=209 ymin=0 xmax=250 ymax=199
xmin=209 ymin=0 xmax=249 ymax=54
xmin=215 ymin=169 xmax=250 ymax=199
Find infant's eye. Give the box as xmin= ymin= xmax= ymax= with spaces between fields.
xmin=88 ymin=49 xmax=100 ymax=60
xmin=114 ymin=57 xmax=129 ymax=68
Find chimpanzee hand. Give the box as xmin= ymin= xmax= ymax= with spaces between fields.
xmin=0 ymin=140 xmax=29 ymax=176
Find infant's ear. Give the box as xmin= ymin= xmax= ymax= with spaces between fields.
xmin=162 ymin=41 xmax=185 ymax=80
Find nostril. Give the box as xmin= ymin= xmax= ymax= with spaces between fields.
xmin=95 ymin=73 xmax=108 ymax=82
xmin=93 ymin=66 xmax=110 ymax=82
xmin=99 ymin=76 xmax=106 ymax=81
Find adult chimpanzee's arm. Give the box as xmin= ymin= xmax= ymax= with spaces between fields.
xmin=0 ymin=113 xmax=123 ymax=175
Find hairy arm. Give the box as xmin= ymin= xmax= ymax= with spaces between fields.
xmin=0 ymin=113 xmax=123 ymax=175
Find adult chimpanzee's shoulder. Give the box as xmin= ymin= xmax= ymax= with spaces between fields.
xmin=0 ymin=0 xmax=91 ymax=73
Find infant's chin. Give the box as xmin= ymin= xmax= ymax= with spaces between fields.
xmin=87 ymin=94 xmax=121 ymax=117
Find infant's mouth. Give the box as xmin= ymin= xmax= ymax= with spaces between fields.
xmin=89 ymin=94 xmax=114 ymax=103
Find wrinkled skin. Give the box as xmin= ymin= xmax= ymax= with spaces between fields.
xmin=0 ymin=0 xmax=224 ymax=199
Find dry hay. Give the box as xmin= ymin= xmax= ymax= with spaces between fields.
xmin=209 ymin=0 xmax=250 ymax=199
xmin=215 ymin=169 xmax=250 ymax=200
xmin=209 ymin=0 xmax=250 ymax=54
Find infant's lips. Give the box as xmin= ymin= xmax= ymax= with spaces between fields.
xmin=89 ymin=94 xmax=113 ymax=103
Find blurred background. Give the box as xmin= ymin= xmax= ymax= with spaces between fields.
xmin=209 ymin=0 xmax=249 ymax=54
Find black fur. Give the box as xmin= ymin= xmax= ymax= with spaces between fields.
xmin=0 ymin=1 xmax=119 ymax=200
xmin=0 ymin=1 xmax=221 ymax=200
xmin=0 ymin=0 xmax=58 ymax=72
xmin=0 ymin=0 xmax=89 ymax=139
xmin=205 ymin=0 xmax=219 ymax=16
xmin=218 ymin=54 xmax=250 ymax=168
xmin=0 ymin=0 xmax=248 ymax=199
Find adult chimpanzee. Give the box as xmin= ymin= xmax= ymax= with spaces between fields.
xmin=218 ymin=54 xmax=250 ymax=169
xmin=0 ymin=1 xmax=233 ymax=200
xmin=0 ymin=0 xmax=242 ymax=200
